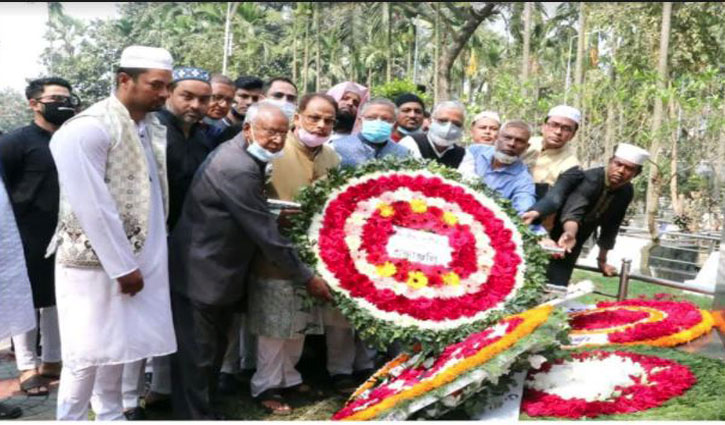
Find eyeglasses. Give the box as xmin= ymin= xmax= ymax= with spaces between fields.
xmin=211 ymin=94 xmax=234 ymax=105
xmin=302 ymin=114 xmax=336 ymax=127
xmin=36 ymin=94 xmax=81 ymax=107
xmin=269 ymin=92 xmax=298 ymax=103
xmin=545 ymin=121 xmax=576 ymax=134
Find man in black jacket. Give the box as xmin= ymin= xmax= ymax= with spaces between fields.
xmin=168 ymin=102 xmax=331 ymax=419
xmin=544 ymin=143 xmax=650 ymax=286
xmin=0 ymin=77 xmax=77 ymax=394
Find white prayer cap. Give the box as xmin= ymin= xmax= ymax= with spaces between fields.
xmin=119 ymin=45 xmax=173 ymax=71
xmin=472 ymin=110 xmax=501 ymax=125
xmin=547 ymin=104 xmax=581 ymax=125
xmin=614 ymin=143 xmax=650 ymax=166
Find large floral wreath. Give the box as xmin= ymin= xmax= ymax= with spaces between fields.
xmin=288 ymin=157 xmax=548 ymax=350
xmin=333 ymin=306 xmax=567 ymax=421
xmin=567 ymin=298 xmax=714 ymax=347
xmin=521 ymin=345 xmax=725 ymax=420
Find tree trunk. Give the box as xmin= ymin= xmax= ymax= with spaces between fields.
xmin=669 ymin=100 xmax=683 ymax=216
xmin=645 ymin=1 xmax=673 ymax=242
xmin=315 ymin=2 xmax=321 ymax=91
xmin=521 ymin=2 xmax=532 ymax=86
xmin=603 ymin=40 xmax=617 ymax=161
xmin=302 ymin=8 xmax=309 ymax=93
xmin=384 ymin=2 xmax=392 ymax=83
xmin=433 ymin=3 xmax=440 ymax=104
xmin=292 ymin=8 xmax=298 ymax=84
xmin=436 ymin=3 xmax=496 ymax=101
xmin=574 ymin=2 xmax=586 ymax=108
xmin=714 ymin=102 xmax=725 ymax=208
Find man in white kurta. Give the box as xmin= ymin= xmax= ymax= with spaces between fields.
xmin=48 ymin=46 xmax=177 ymax=421
xmin=0 ymin=164 xmax=36 ymax=419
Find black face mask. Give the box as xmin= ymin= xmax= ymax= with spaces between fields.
xmin=334 ymin=110 xmax=356 ymax=134
xmin=41 ymin=101 xmax=76 ymax=126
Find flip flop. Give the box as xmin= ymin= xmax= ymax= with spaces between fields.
xmin=0 ymin=402 xmax=22 ymax=419
xmin=255 ymin=389 xmax=293 ymax=416
xmin=19 ymin=372 xmax=50 ymax=397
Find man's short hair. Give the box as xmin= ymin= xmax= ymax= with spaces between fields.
xmin=115 ymin=67 xmax=148 ymax=86
xmin=25 ymin=77 xmax=72 ymax=100
xmin=501 ymin=120 xmax=532 ymax=137
xmin=431 ymin=100 xmax=465 ymax=118
xmin=210 ymin=73 xmax=234 ymax=86
xmin=234 ymin=75 xmax=264 ymax=91
xmin=264 ymin=77 xmax=298 ymax=93
xmin=360 ymin=98 xmax=397 ymax=116
xmin=298 ymin=93 xmax=338 ymax=115
xmin=244 ymin=100 xmax=287 ymax=126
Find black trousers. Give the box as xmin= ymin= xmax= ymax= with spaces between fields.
xmin=546 ymin=243 xmax=584 ymax=287
xmin=170 ymin=292 xmax=235 ymax=419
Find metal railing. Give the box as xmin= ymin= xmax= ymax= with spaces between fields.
xmin=574 ymin=258 xmax=715 ymax=301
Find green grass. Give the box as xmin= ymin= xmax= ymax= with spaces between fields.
xmin=570 ymin=270 xmax=713 ymax=309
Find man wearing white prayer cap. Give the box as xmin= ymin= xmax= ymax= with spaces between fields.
xmin=470 ymin=110 xmax=501 ymax=145
xmin=49 ymin=45 xmax=177 ymax=420
xmin=544 ymin=143 xmax=650 ymax=286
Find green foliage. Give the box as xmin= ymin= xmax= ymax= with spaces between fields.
xmin=0 ymin=88 xmax=32 ymax=133
xmin=371 ymin=78 xmax=432 ymax=107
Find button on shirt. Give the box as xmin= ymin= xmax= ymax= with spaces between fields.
xmin=460 ymin=144 xmax=536 ymax=214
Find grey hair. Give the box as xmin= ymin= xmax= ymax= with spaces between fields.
xmin=244 ymin=100 xmax=288 ymax=126
xmin=210 ymin=73 xmax=234 ymax=86
xmin=432 ymin=100 xmax=466 ymax=118
xmin=500 ymin=119 xmax=532 ymax=136
xmin=360 ymin=97 xmax=397 ymax=116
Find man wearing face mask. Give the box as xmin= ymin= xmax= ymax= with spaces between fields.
xmin=332 ymin=98 xmax=411 ymax=167
xmin=264 ymin=77 xmax=299 ymax=122
xmin=398 ymin=100 xmax=471 ymax=169
xmin=168 ymin=101 xmax=332 ymax=419
xmin=391 ymin=93 xmax=426 ymax=142
xmin=459 ymin=120 xmax=536 ymax=214
xmin=0 ymin=77 xmax=78 ymax=397
xmin=246 ymin=94 xmax=340 ymax=414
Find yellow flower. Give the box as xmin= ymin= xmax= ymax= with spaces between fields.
xmin=406 ymin=271 xmax=428 ymax=289
xmin=442 ymin=272 xmax=460 ymax=286
xmin=442 ymin=212 xmax=458 ymax=226
xmin=409 ymin=199 xmax=428 ymax=213
xmin=378 ymin=202 xmax=395 ymax=218
xmin=376 ymin=262 xmax=397 ymax=278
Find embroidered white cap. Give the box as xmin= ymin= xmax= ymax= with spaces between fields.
xmin=547 ymin=105 xmax=581 ymax=125
xmin=472 ymin=110 xmax=501 ymax=125
xmin=614 ymin=143 xmax=650 ymax=165
xmin=119 ymin=45 xmax=173 ymax=71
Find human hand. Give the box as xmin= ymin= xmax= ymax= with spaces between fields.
xmin=117 ymin=269 xmax=144 ymax=296
xmin=277 ymin=208 xmax=302 ymax=229
xmin=521 ymin=210 xmax=540 ymax=225
xmin=539 ymin=238 xmax=565 ymax=259
xmin=306 ymin=275 xmax=333 ymax=302
xmin=598 ymin=261 xmax=617 ymax=277
xmin=557 ymin=231 xmax=577 ymax=253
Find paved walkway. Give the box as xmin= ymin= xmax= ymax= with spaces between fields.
xmin=0 ymin=346 xmax=58 ymax=420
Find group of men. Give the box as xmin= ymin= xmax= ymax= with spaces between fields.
xmin=0 ymin=44 xmax=651 ymax=420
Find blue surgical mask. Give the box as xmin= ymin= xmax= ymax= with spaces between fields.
xmin=246 ymin=131 xmax=284 ymax=162
xmin=361 ymin=119 xmax=393 ymax=144
xmin=396 ymin=125 xmax=421 ymax=136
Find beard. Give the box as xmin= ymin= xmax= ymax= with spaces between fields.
xmin=493 ymin=150 xmax=519 ymax=164
xmin=334 ymin=110 xmax=356 ymax=134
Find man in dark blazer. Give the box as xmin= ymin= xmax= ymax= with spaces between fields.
xmin=168 ymin=102 xmax=331 ymax=419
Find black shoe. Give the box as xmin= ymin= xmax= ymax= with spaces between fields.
xmin=331 ymin=374 xmax=358 ymax=395
xmin=123 ymin=407 xmax=147 ymax=420
xmin=218 ymin=372 xmax=240 ymax=395
xmin=0 ymin=402 xmax=22 ymax=420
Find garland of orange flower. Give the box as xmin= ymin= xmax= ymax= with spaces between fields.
xmin=568 ymin=299 xmax=714 ymax=347
xmin=334 ymin=306 xmax=553 ymax=421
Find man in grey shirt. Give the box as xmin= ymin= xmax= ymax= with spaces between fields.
xmin=168 ymin=102 xmax=331 ymax=419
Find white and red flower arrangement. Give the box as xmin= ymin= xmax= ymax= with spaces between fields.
xmin=522 ymin=349 xmax=697 ymax=419
xmin=333 ymin=306 xmax=564 ymax=421
xmin=567 ymin=298 xmax=714 ymax=347
xmin=289 ymin=159 xmax=548 ymax=350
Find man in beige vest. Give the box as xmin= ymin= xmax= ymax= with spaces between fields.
xmin=49 ymin=45 xmax=177 ymax=420
xmin=246 ymin=93 xmax=340 ymax=414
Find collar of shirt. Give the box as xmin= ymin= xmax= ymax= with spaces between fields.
xmin=29 ymin=121 xmax=52 ymax=139
xmin=426 ymin=133 xmax=455 ymax=158
xmin=358 ymin=133 xmax=389 ymax=152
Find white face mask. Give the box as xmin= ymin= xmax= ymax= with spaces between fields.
xmin=266 ymin=99 xmax=296 ymax=121
xmin=428 ymin=120 xmax=463 ymax=147
xmin=493 ymin=149 xmax=518 ymax=165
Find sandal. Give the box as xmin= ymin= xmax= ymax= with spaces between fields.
xmin=0 ymin=402 xmax=22 ymax=419
xmin=19 ymin=370 xmax=50 ymax=397
xmin=255 ymin=389 xmax=292 ymax=416
xmin=284 ymin=383 xmax=325 ymax=399
xmin=39 ymin=362 xmax=62 ymax=379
